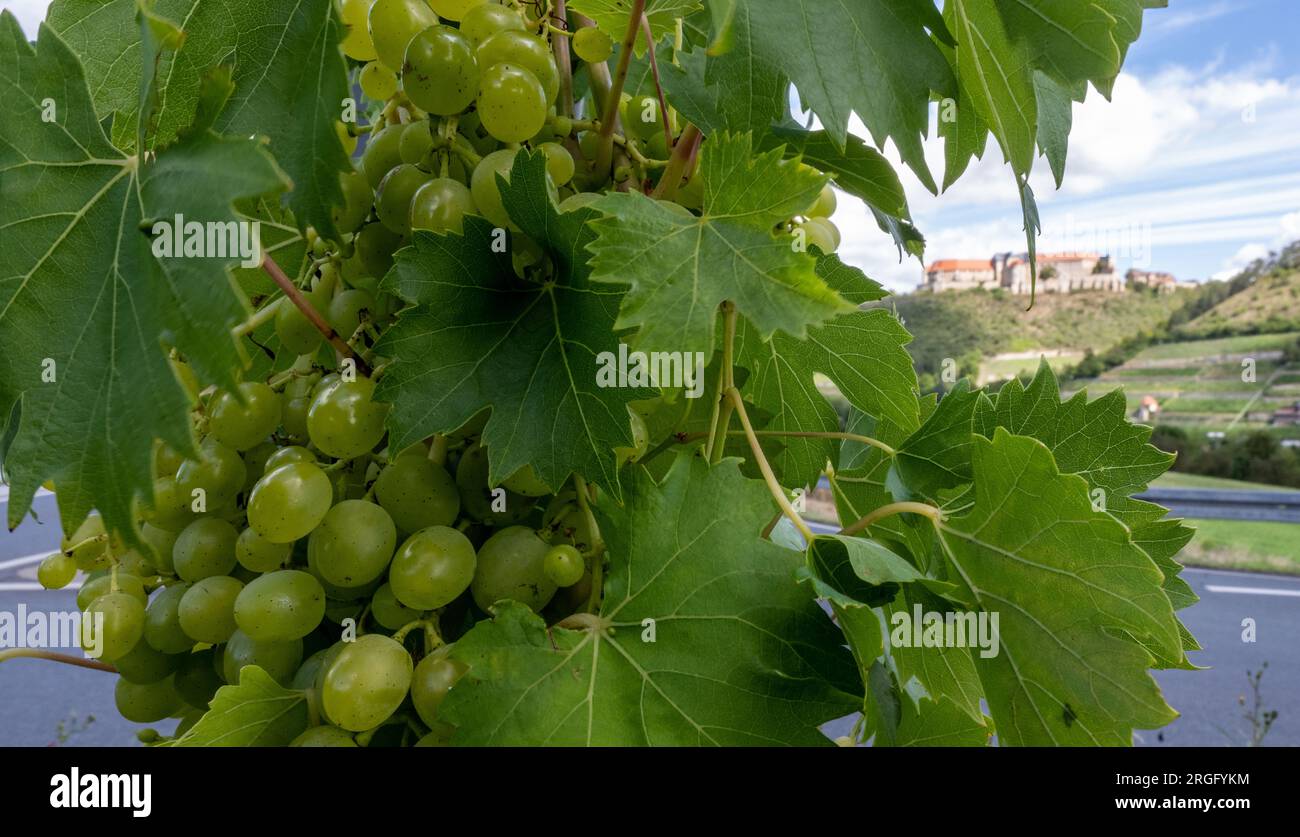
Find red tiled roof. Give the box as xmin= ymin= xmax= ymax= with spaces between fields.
xmin=926 ymin=259 xmax=992 ymax=272
xmin=1037 ymin=252 xmax=1100 ymax=263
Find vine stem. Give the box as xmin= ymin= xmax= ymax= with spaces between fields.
xmin=838 ymin=502 xmax=942 ymax=538
xmin=726 ymin=386 xmax=814 ymax=542
xmin=646 ymin=429 xmax=897 ymax=463
xmin=0 ymin=648 xmax=117 ymax=673
xmin=594 ymin=0 xmax=646 ymax=178
xmin=231 ymin=300 xmax=279 ymax=338
xmin=651 ymin=123 xmax=701 ymax=200
xmin=573 ymin=474 xmax=606 ymax=614
xmin=260 ymin=255 xmax=372 ymax=377
xmin=640 ymin=15 xmax=674 ymax=148
xmin=551 ymin=0 xmax=575 ymax=118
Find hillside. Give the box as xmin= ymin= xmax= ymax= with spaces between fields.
xmin=1175 ymin=268 xmax=1300 ymax=339
xmin=881 ymin=287 xmax=1189 ymax=382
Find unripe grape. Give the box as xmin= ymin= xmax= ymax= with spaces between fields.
xmin=291 ymin=725 xmax=359 ymax=747
xmin=235 ymin=526 xmax=291 ymax=573
xmin=223 ymin=629 xmax=304 ymax=686
xmin=501 ymin=463 xmax=551 ymax=497
xmin=139 ymin=523 xmax=179 ymax=574
xmin=389 ymin=525 xmax=477 ymax=610
xmin=307 ymin=376 xmax=390 ymax=460
xmin=429 ymin=0 xmax=485 ymax=21
xmin=370 ymin=582 xmax=421 ymax=630
xmin=265 ymin=444 xmax=317 ymax=472
xmin=247 ymin=461 xmax=333 ymax=543
xmin=411 ymin=178 xmax=477 ymax=235
xmin=173 ymin=517 xmax=239 ymax=582
xmin=470 ymin=148 xmax=519 ymax=229
xmin=355 ymin=221 xmax=404 ymax=279
xmin=115 ymin=675 xmax=183 ymax=724
xmin=455 ymin=442 xmax=535 ymax=524
xmin=328 ymin=288 xmax=376 ymax=339
xmin=307 ymin=500 xmax=397 ymax=588
xmin=808 ymin=183 xmax=837 ymax=218
xmin=176 ymin=439 xmax=247 ymax=513
xmin=573 ymin=26 xmax=613 ymax=63
xmin=144 ymin=583 xmax=194 ymax=654
xmin=797 ymin=218 xmax=839 ymax=254
xmin=374 ymin=454 xmax=459 ymax=532
xmin=368 ymin=0 xmax=438 ymax=70
xmin=460 ymin=1 xmax=524 ymax=45
xmin=376 ymin=163 xmax=433 ymax=236
xmin=77 ymin=572 xmax=147 ymax=611
xmin=476 ymin=30 xmax=558 ymax=105
xmin=477 ymin=63 xmax=548 ymax=143
xmin=543 ymin=543 xmax=585 ymax=587
xmin=398 ymin=119 xmax=435 ymax=165
xmin=472 ymin=526 xmax=556 ymax=613
xmin=114 ymin=638 xmax=184 ymax=685
xmin=173 ymin=648 xmax=223 ymax=710
xmin=340 ymin=0 xmax=378 ymax=61
xmin=623 ymin=94 xmax=662 ymax=141
xmin=234 ymin=569 xmax=327 ymax=641
xmin=404 ymin=25 xmax=480 ymax=116
xmin=61 ymin=513 xmax=109 ymax=570
xmin=332 ymin=167 xmax=372 ymax=236
xmin=361 ymin=123 xmax=406 ymax=189
xmin=83 ymin=591 xmax=146 ymax=662
xmin=359 ymin=61 xmax=399 ymax=101
xmin=411 ymin=648 xmax=467 ymax=726
xmin=538 ymin=141 xmax=575 ymax=186
xmin=208 ymin=382 xmax=282 ymax=451
xmin=177 ymin=576 xmax=244 ymax=644
xmin=37 ymin=552 xmax=76 ymax=590
xmin=321 ymin=634 xmax=414 ymax=731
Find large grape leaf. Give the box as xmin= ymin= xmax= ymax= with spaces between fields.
xmin=659 ymin=44 xmax=787 ymax=136
xmin=170 ymin=667 xmax=309 ymax=746
xmin=934 ymin=429 xmax=1182 ymax=745
xmin=48 ymin=0 xmax=351 ymax=239
xmin=375 ymin=152 xmax=651 ymax=497
xmin=0 ymin=16 xmax=286 ymax=544
xmin=735 ymin=303 xmax=918 ymax=489
xmin=729 ymin=0 xmax=955 ymax=191
xmin=570 ymin=0 xmax=701 ymax=57
xmin=588 ymin=132 xmax=853 ymax=356
xmin=441 ymin=456 xmax=861 ymax=745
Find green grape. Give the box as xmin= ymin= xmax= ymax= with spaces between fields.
xmin=235 ymin=527 xmax=291 ymax=573
xmin=477 ymin=62 xmax=547 ymax=143
xmin=369 ymin=582 xmax=421 ymax=630
xmin=398 ymin=119 xmax=435 ymax=165
xmin=543 ymin=543 xmax=585 ymax=587
xmin=374 ymin=454 xmax=460 ymax=532
xmin=614 ymin=407 xmax=649 ymax=465
xmin=37 ymin=552 xmax=76 ymax=590
xmin=796 ymin=218 xmax=836 ymax=254
xmin=537 ymin=141 xmax=575 ymax=186
xmin=573 ymin=26 xmax=612 ymax=63
xmin=368 ymin=0 xmax=438 ymax=70
xmin=476 ymin=31 xmax=558 ymax=105
xmin=118 ymin=549 xmax=156 ymax=581
xmin=292 ymin=648 xmax=331 ymax=690
xmin=307 ymin=500 xmax=397 ymax=588
xmin=171 ymin=358 xmax=201 ymax=403
xmin=340 ymin=249 xmax=377 ymax=292
xmin=114 ymin=639 xmax=184 ymax=685
xmin=376 ymin=163 xmax=433 ymax=235
xmin=144 ymin=583 xmax=194 ymax=654
xmin=455 ymin=442 xmax=535 ymax=524
xmin=154 ymin=441 xmax=186 ymax=477
xmin=410 ymin=648 xmax=467 ymax=726
xmin=174 ymin=439 xmax=246 ymax=515
xmin=677 ymin=169 xmax=704 ymax=210
xmin=140 ymin=523 xmax=179 ymax=575
xmin=577 ymin=130 xmax=600 ymax=160
xmin=460 ymin=1 xmax=523 ymax=45
xmin=559 ymin=192 xmax=600 ymax=213
xmin=469 ymin=148 xmax=519 ymax=228
xmin=472 ymin=526 xmax=556 ymax=613
xmin=337 ymin=119 xmax=358 ymax=156
xmin=646 ymin=130 xmax=669 ymax=161
xmin=359 ymin=60 xmax=399 ymax=101
xmin=429 ymin=0 xmax=484 ymax=20
xmin=333 ymin=167 xmax=373 ymax=236
xmin=61 ymin=513 xmax=109 ymax=570
xmin=242 ymin=440 xmax=279 ymax=492
xmin=223 ymin=629 xmax=304 ymax=686
xmin=146 ymin=481 xmax=189 ymax=534
xmin=77 ymin=573 xmax=147 ymax=612
xmin=281 ymin=378 xmax=320 ymax=444
xmin=173 ymin=517 xmax=239 ymax=582
xmin=543 ymin=493 xmax=597 ymax=552
xmin=411 ymin=178 xmax=477 ymax=235
xmin=361 ymin=123 xmax=406 ymax=189
xmin=83 ymin=592 xmax=146 ymax=662
xmin=328 ymin=288 xmax=376 ymax=340
xmin=457 ymin=109 xmax=498 ymax=155
xmin=808 ymin=183 xmax=837 ymax=218
xmin=414 ymin=721 xmax=455 ymax=746
xmin=291 ymin=725 xmax=359 ymax=747
xmin=501 ymin=464 xmax=551 ymax=497
xmin=115 ymin=675 xmax=183 ymax=724
xmin=340 ymin=0 xmax=378 ymax=61
xmin=247 ymin=461 xmax=333 ymax=543
xmin=234 ymin=569 xmax=327 ymax=641
xmin=173 ymin=648 xmax=223 ymax=709
xmin=178 ymin=576 xmax=244 ymax=644
xmin=356 ymin=221 xmax=404 ymax=279
xmin=404 ymin=25 xmax=480 ymax=115
xmin=265 ymin=444 xmax=317 ymax=472
xmin=322 ymin=634 xmax=414 ymax=731
xmin=622 ymin=93 xmax=661 ymax=141
xmin=307 ymin=376 xmax=390 ymax=460
xmin=274 ymin=291 xmax=329 ymax=356
xmin=388 ymin=525 xmax=476 ymax=610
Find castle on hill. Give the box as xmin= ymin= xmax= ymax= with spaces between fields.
xmin=921 ymin=252 xmax=1178 ymax=295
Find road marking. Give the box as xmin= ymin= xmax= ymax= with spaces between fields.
xmin=0 ymin=582 xmax=45 ymax=592
xmin=0 ymin=552 xmax=51 ymax=573
xmin=1206 ymin=584 xmax=1300 ymax=598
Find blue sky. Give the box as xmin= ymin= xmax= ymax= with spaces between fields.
xmin=7 ymin=0 xmax=1298 ymax=293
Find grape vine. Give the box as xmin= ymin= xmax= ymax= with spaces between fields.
xmin=0 ymin=0 xmax=1189 ymax=747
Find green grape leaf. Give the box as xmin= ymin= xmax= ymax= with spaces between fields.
xmin=570 ymin=0 xmax=702 ymax=56
xmin=894 ymin=695 xmax=992 ymax=747
xmin=736 ymin=307 xmax=918 ymax=489
xmin=935 ymin=39 xmax=989 ymax=191
xmin=733 ymin=0 xmax=954 ymax=191
xmin=588 ymin=132 xmax=853 ymax=355
xmin=441 ymin=456 xmax=861 ymax=745
xmin=170 ymin=667 xmax=309 ymax=747
xmin=0 ymin=17 xmax=286 ymax=544
xmin=883 ymin=589 xmax=986 ymax=722
xmin=934 ymin=429 xmax=1182 ymax=745
xmin=894 ymin=380 xmax=983 ymax=499
xmin=659 ymin=44 xmax=787 ymax=136
xmin=376 ymin=151 xmax=650 ymax=497
xmin=48 ymin=0 xmax=351 ymax=239
xmin=1033 ymin=72 xmax=1078 ymax=189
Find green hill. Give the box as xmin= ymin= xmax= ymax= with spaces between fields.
xmin=1175 ymin=268 xmax=1300 ymax=339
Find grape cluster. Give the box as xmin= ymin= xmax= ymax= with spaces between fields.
xmin=36 ymin=0 xmax=837 ymax=746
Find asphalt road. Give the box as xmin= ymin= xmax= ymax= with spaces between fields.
xmin=1 ymin=489 xmax=1297 ymax=747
